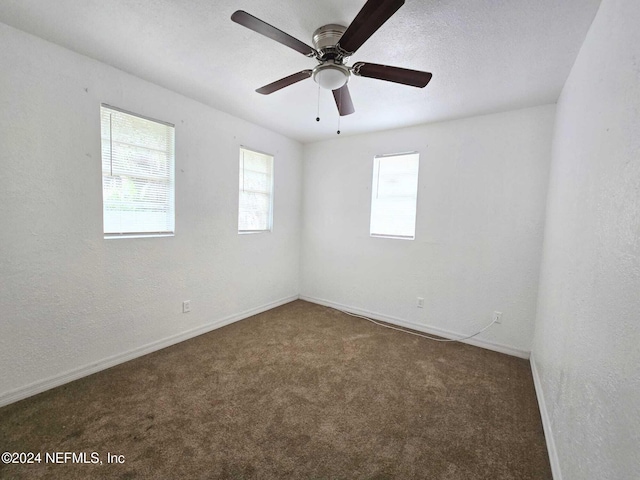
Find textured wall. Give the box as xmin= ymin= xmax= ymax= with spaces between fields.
xmin=531 ymin=0 xmax=640 ymax=478
xmin=301 ymin=105 xmax=555 ymax=354
xmin=0 ymin=23 xmax=302 ymax=401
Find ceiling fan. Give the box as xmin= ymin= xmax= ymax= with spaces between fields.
xmin=231 ymin=0 xmax=432 ymax=118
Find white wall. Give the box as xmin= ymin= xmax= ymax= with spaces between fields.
xmin=531 ymin=0 xmax=640 ymax=478
xmin=301 ymin=105 xmax=555 ymax=356
xmin=0 ymin=23 xmax=302 ymax=404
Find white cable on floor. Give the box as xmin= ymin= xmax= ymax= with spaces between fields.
xmin=335 ymin=308 xmax=497 ymax=343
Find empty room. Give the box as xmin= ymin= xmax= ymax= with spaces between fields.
xmin=1 ymin=0 xmax=638 ymax=479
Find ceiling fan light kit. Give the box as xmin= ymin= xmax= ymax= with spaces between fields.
xmin=313 ymin=63 xmax=350 ymax=90
xmin=231 ymin=0 xmax=432 ymax=126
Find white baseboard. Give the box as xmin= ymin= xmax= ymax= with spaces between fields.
xmin=530 ymin=353 xmax=562 ymax=480
xmin=0 ymin=295 xmax=298 ymax=408
xmin=299 ymin=295 xmax=530 ymax=359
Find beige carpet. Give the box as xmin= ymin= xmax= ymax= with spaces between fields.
xmin=0 ymin=300 xmax=551 ymax=479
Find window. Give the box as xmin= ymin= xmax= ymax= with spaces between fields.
xmin=101 ymin=105 xmax=175 ymax=238
xmin=238 ymin=147 xmax=274 ymax=233
xmin=370 ymin=152 xmax=419 ymax=239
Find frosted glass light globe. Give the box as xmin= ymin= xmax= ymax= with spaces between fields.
xmin=314 ymin=65 xmax=349 ymax=90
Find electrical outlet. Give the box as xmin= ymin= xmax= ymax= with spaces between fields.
xmin=493 ymin=311 xmax=502 ymax=324
xmin=417 ymin=297 xmax=424 ymax=308
xmin=183 ymin=300 xmax=191 ymax=313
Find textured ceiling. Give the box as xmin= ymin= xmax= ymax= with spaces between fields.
xmin=0 ymin=0 xmax=601 ymax=143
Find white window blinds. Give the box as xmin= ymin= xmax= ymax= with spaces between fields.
xmin=238 ymin=147 xmax=274 ymax=233
xmin=370 ymin=152 xmax=419 ymax=239
xmin=100 ymin=105 xmax=175 ymax=237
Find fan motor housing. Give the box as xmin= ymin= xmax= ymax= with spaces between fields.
xmin=313 ymin=24 xmax=348 ymax=63
xmin=312 ymin=24 xmax=346 ymax=49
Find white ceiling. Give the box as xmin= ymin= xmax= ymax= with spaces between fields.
xmin=0 ymin=0 xmax=601 ymax=143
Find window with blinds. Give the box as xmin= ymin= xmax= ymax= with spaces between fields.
xmin=100 ymin=105 xmax=175 ymax=238
xmin=370 ymin=152 xmax=420 ymax=239
xmin=238 ymin=147 xmax=274 ymax=233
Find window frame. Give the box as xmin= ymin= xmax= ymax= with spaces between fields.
xmin=369 ymin=151 xmax=420 ymax=240
xmin=100 ymin=104 xmax=175 ymax=239
xmin=238 ymin=146 xmax=274 ymax=234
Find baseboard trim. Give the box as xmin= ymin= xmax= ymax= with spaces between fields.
xmin=530 ymin=353 xmax=562 ymax=480
xmin=0 ymin=295 xmax=298 ymax=408
xmin=299 ymin=295 xmax=530 ymax=359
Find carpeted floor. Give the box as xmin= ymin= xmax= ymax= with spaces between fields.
xmin=0 ymin=300 xmax=551 ymax=479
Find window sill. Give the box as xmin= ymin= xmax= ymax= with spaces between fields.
xmin=104 ymin=233 xmax=174 ymax=240
xmin=370 ymin=234 xmax=414 ymax=240
xmin=238 ymin=230 xmax=271 ymax=235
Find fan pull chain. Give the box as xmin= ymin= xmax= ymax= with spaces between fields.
xmin=316 ymin=84 xmax=321 ymax=122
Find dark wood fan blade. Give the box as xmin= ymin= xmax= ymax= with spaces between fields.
xmin=256 ymin=70 xmax=313 ymax=95
xmin=332 ymin=85 xmax=355 ymax=116
xmin=337 ymin=0 xmax=405 ymax=54
xmin=352 ymin=62 xmax=432 ymax=87
xmin=231 ymin=10 xmax=315 ymax=57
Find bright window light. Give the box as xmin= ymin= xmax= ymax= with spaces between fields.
xmin=238 ymin=147 xmax=274 ymax=233
xmin=100 ymin=105 xmax=175 ymax=238
xmin=370 ymin=152 xmax=419 ymax=239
